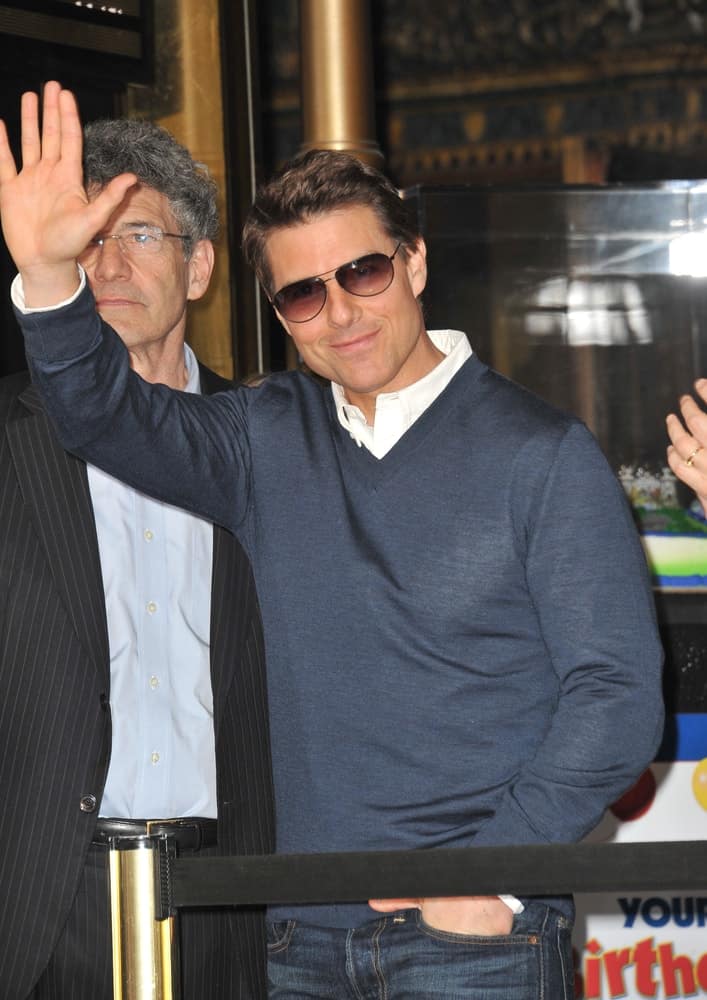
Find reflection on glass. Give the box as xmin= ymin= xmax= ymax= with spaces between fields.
xmin=411 ymin=182 xmax=707 ymax=591
xmin=670 ymin=233 xmax=707 ymax=277
xmin=525 ymin=278 xmax=653 ymax=346
xmin=414 ymin=184 xmax=707 ymax=471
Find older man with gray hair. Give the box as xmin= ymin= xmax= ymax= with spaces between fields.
xmin=0 ymin=100 xmax=273 ymax=1000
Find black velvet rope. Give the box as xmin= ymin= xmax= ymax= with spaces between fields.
xmin=165 ymin=841 xmax=707 ymax=908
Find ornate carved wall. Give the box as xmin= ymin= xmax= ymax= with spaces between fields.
xmin=259 ymin=0 xmax=707 ymax=184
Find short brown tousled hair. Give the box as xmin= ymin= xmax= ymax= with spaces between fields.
xmin=242 ymin=149 xmax=420 ymax=296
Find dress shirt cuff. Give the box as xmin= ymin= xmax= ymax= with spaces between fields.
xmin=11 ymin=265 xmax=86 ymax=313
xmin=498 ymin=894 xmax=525 ymax=914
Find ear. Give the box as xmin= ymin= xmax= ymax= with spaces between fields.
xmin=405 ymin=237 xmax=427 ymax=298
xmin=186 ymin=240 xmax=215 ymax=301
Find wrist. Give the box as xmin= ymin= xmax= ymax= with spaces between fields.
xmin=20 ymin=261 xmax=82 ymax=309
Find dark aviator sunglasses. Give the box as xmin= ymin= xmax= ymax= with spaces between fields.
xmin=272 ymin=244 xmax=402 ymax=323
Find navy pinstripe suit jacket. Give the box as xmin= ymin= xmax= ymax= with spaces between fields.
xmin=0 ymin=367 xmax=275 ymax=999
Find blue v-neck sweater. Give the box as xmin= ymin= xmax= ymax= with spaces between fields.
xmin=22 ymin=287 xmax=664 ymax=927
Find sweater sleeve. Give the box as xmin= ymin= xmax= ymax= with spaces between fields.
xmin=472 ymin=421 xmax=665 ymax=847
xmin=17 ymin=283 xmax=252 ymax=534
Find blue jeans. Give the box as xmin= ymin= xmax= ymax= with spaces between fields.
xmin=267 ymin=901 xmax=574 ymax=999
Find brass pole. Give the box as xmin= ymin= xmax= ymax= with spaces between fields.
xmin=219 ymin=0 xmax=268 ymax=378
xmin=299 ymin=0 xmax=383 ymax=167
xmin=109 ymin=838 xmax=179 ymax=1000
xmin=158 ymin=0 xmax=232 ymax=377
xmin=127 ymin=0 xmax=234 ymax=378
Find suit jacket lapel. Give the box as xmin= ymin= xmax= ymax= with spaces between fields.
xmin=7 ymin=385 xmax=110 ymax=678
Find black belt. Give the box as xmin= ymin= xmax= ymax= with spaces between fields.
xmin=92 ymin=816 xmax=217 ymax=851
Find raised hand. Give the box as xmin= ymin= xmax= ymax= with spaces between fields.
xmin=0 ymin=81 xmax=137 ymax=307
xmin=666 ymin=379 xmax=707 ymax=517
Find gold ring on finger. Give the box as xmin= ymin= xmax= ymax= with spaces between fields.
xmin=686 ymin=445 xmax=704 ymax=467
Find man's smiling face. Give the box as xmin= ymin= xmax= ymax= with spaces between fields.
xmin=266 ymin=203 xmax=435 ymax=422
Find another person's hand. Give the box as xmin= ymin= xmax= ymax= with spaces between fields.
xmin=368 ymin=894 xmax=514 ymax=936
xmin=0 ymin=81 xmax=136 ymax=307
xmin=666 ymin=378 xmax=707 ymax=517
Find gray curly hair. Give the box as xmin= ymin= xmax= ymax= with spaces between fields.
xmin=83 ymin=118 xmax=219 ymax=254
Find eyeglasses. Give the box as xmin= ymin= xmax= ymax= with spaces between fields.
xmin=272 ymin=243 xmax=402 ymax=323
xmin=80 ymin=225 xmax=189 ymax=263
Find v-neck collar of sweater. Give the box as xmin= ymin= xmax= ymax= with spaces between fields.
xmin=331 ymin=330 xmax=472 ymax=459
xmin=325 ymin=352 xmax=484 ymax=488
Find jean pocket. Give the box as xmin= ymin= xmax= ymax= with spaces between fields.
xmin=266 ymin=919 xmax=296 ymax=953
xmin=415 ymin=909 xmax=542 ymax=946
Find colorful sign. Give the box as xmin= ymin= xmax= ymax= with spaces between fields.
xmin=573 ymin=714 xmax=707 ymax=999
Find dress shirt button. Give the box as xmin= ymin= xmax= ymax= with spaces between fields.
xmin=146 ymin=601 xmax=157 ymax=614
xmin=144 ymin=529 xmax=154 ymax=541
xmin=79 ymin=794 xmax=97 ymax=813
xmin=149 ymin=675 xmax=159 ymax=690
xmin=151 ymin=751 xmax=160 ymax=765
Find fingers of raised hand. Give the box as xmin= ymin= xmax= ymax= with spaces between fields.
xmin=666 ymin=415 xmax=704 ymax=482
xmin=57 ymin=87 xmax=83 ymax=165
xmin=678 ymin=393 xmax=707 ymax=450
xmin=16 ymin=83 xmax=81 ymax=183
xmin=79 ymin=174 xmax=138 ymax=240
xmin=19 ymin=90 xmax=41 ymax=168
xmin=694 ymin=378 xmax=707 ymax=408
xmin=0 ymin=120 xmax=18 ymax=185
xmin=38 ymin=82 xmax=64 ymax=164
xmin=23 ymin=82 xmax=77 ymax=168
xmin=666 ymin=411 xmax=691 ymax=451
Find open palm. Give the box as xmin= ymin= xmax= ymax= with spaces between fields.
xmin=0 ymin=81 xmax=136 ymax=302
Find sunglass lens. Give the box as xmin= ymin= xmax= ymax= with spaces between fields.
xmin=273 ymin=249 xmax=398 ymax=322
xmin=339 ymin=253 xmax=394 ymax=296
xmin=275 ymin=279 xmax=326 ymax=322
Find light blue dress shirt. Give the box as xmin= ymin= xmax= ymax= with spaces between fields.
xmin=89 ymin=344 xmax=216 ymax=819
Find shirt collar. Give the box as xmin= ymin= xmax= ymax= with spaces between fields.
xmin=183 ymin=342 xmax=201 ymax=395
xmin=332 ymin=330 xmax=472 ymax=457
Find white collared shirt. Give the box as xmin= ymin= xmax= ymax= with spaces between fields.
xmin=91 ymin=343 xmax=216 ymax=818
xmin=332 ymin=330 xmax=472 ymax=456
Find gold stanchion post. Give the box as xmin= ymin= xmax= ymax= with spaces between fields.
xmin=109 ymin=836 xmax=179 ymax=1000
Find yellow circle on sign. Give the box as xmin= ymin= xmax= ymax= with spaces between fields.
xmin=692 ymin=758 xmax=707 ymax=811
